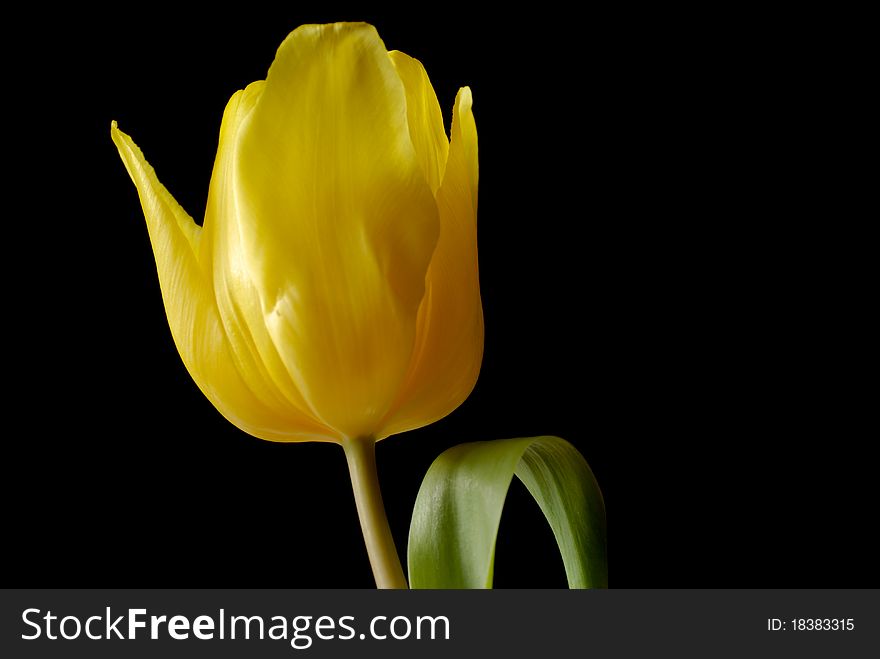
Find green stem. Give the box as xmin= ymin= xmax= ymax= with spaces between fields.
xmin=343 ymin=438 xmax=408 ymax=589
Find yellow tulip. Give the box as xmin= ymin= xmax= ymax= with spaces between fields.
xmin=111 ymin=23 xmax=482 ymax=446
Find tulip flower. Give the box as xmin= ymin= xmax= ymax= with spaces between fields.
xmin=112 ymin=22 xmax=481 ymax=588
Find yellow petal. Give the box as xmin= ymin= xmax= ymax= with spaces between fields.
xmin=380 ymin=87 xmax=483 ymax=438
xmin=389 ymin=50 xmax=449 ymax=195
xmin=225 ymin=23 xmax=440 ymax=440
xmin=111 ymin=122 xmax=320 ymax=442
xmin=204 ymin=84 xmax=338 ymax=440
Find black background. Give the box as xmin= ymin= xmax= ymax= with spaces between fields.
xmin=7 ymin=5 xmax=874 ymax=588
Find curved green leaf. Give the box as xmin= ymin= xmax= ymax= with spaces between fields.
xmin=407 ymin=436 xmax=607 ymax=588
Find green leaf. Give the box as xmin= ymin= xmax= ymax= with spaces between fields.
xmin=407 ymin=436 xmax=607 ymax=588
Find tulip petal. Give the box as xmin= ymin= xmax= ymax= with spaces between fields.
xmin=230 ymin=23 xmax=440 ymax=440
xmin=389 ymin=50 xmax=449 ymax=195
xmin=204 ymin=84 xmax=339 ymax=440
xmin=380 ymin=87 xmax=483 ymax=438
xmin=111 ymin=122 xmax=318 ymax=442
